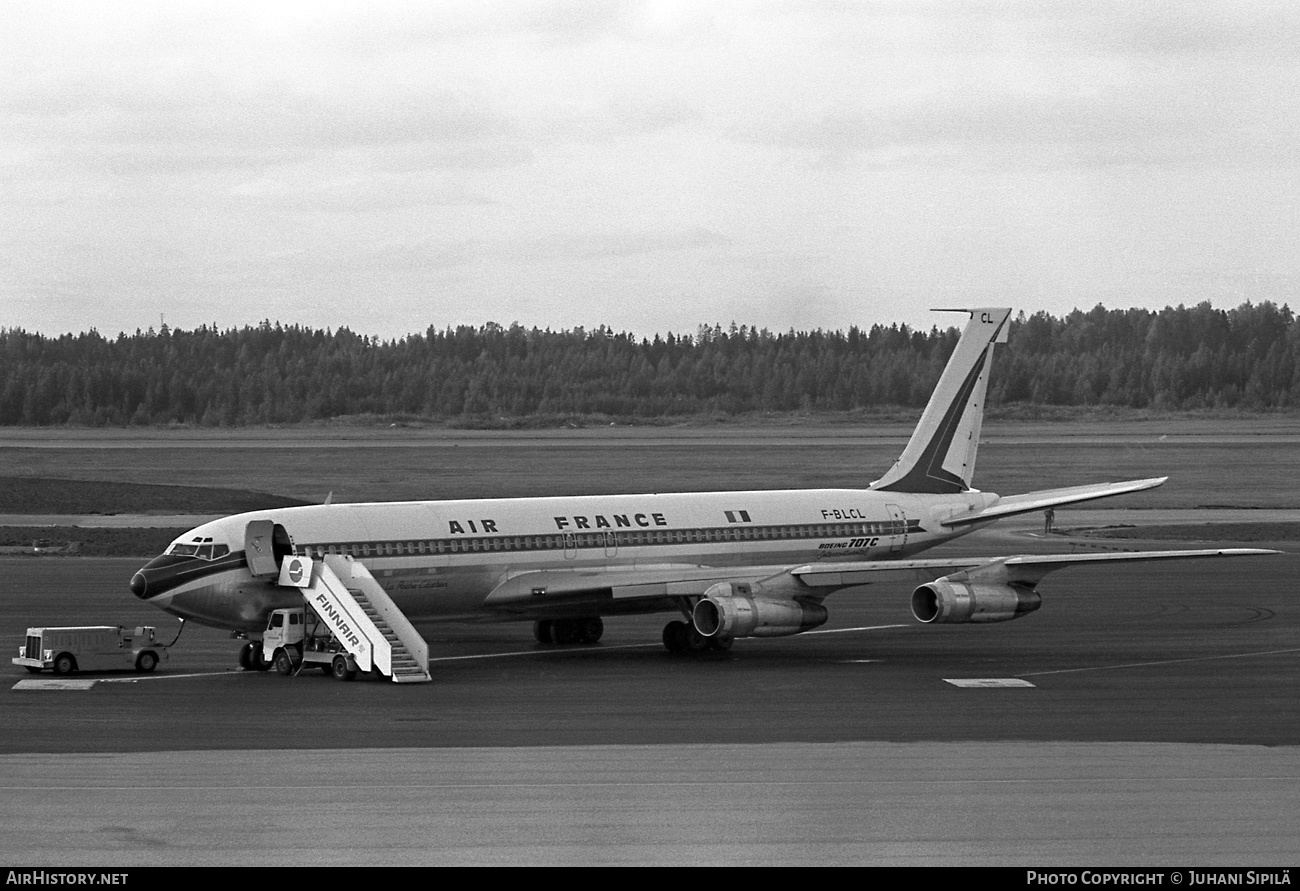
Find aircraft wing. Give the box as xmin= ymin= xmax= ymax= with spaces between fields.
xmin=483 ymin=546 xmax=1278 ymax=609
xmin=790 ymin=547 xmax=1279 ymax=588
xmin=940 ymin=477 xmax=1168 ymax=527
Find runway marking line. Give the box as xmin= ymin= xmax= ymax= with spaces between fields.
xmin=807 ymin=624 xmax=908 ymax=635
xmin=1021 ymin=646 xmax=1300 ymax=677
xmin=429 ymin=642 xmax=656 ymax=663
xmin=429 ymin=624 xmax=908 ymax=663
xmin=11 ymin=679 xmax=96 ymax=691
xmin=97 ymin=671 xmax=243 ymax=683
xmin=12 ymin=671 xmax=246 ymax=690
xmin=944 ymin=678 xmax=1036 ymax=688
xmin=13 ymin=774 xmax=1299 ymax=792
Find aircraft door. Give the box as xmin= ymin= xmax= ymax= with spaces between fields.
xmin=245 ymin=520 xmax=294 ymax=579
xmin=563 ymin=532 xmax=577 ymax=560
xmin=604 ymin=530 xmax=618 ymax=558
xmin=886 ymin=504 xmax=907 ymax=554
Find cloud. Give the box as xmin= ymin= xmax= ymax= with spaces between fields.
xmin=1 ymin=1 xmax=1298 ymax=339
xmin=351 ymin=226 xmax=731 ymax=271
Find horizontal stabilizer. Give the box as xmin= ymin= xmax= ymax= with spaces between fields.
xmin=940 ymin=477 xmax=1168 ymax=527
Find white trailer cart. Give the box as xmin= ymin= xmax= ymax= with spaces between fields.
xmin=14 ymin=625 xmax=171 ymax=674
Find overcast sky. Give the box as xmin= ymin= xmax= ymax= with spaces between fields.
xmin=3 ymin=1 xmax=1297 ymax=340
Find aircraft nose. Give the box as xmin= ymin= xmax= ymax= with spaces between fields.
xmin=130 ymin=571 xmax=148 ymax=598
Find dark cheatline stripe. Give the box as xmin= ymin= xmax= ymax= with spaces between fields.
xmin=131 ymin=551 xmax=247 ymax=600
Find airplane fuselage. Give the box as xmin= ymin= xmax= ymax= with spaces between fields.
xmin=131 ymin=487 xmax=995 ymax=632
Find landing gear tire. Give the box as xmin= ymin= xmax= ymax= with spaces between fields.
xmin=248 ymin=645 xmax=270 ymax=672
xmin=577 ymin=617 xmax=604 ymax=644
xmin=682 ymin=625 xmax=710 ymax=654
xmin=662 ymin=621 xmax=688 ymax=654
xmin=135 ymin=650 xmax=158 ymax=673
xmin=331 ymin=655 xmax=356 ymax=682
xmin=552 ymin=620 xmax=579 ymax=645
xmin=663 ymin=622 xmax=729 ymax=655
xmin=540 ymin=618 xmax=604 ymax=645
xmin=53 ymin=653 xmax=76 ymax=675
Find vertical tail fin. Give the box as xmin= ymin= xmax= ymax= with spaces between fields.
xmin=870 ymin=308 xmax=1011 ymax=494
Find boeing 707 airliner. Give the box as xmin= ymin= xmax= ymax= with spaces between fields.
xmin=129 ymin=308 xmax=1274 ymax=666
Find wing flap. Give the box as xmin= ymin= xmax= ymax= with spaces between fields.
xmin=484 ymin=564 xmax=792 ymax=607
xmin=792 ymin=547 xmax=1278 ymax=588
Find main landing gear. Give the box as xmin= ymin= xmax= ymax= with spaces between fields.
xmin=238 ymin=641 xmax=271 ymax=672
xmin=662 ymin=620 xmax=732 ymax=655
xmin=533 ymin=618 xmax=604 ymax=645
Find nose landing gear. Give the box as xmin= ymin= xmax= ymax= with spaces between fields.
xmin=238 ymin=641 xmax=271 ymax=671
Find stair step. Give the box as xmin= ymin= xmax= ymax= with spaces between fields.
xmin=313 ymin=555 xmax=432 ymax=683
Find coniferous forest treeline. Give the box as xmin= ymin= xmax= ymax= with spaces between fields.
xmin=1 ymin=302 xmax=1297 ymax=426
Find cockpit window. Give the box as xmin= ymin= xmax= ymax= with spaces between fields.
xmin=167 ymin=539 xmax=230 ymax=560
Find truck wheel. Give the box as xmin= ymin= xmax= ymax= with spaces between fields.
xmin=274 ymin=648 xmax=294 ymax=676
xmin=331 ymin=655 xmax=356 ymax=682
xmin=53 ymin=653 xmax=76 ymax=675
xmin=135 ymin=651 xmax=158 ymax=673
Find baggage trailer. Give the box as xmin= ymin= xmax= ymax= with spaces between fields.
xmin=14 ymin=625 xmax=170 ymax=674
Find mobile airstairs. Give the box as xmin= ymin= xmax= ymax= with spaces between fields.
xmin=262 ymin=553 xmax=432 ymax=683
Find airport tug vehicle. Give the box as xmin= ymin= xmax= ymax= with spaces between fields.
xmin=14 ymin=625 xmax=170 ymax=674
xmin=243 ymin=553 xmax=431 ymax=683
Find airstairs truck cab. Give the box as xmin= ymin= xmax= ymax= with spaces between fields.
xmin=14 ymin=625 xmax=169 ymax=674
xmin=262 ymin=606 xmax=363 ymax=681
xmin=257 ymin=554 xmax=431 ymax=683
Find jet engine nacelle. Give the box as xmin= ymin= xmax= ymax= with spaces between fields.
xmin=911 ymin=579 xmax=1042 ymax=624
xmin=692 ymin=583 xmax=829 ymax=639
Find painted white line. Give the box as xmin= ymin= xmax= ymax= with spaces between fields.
xmin=12 ymin=679 xmax=97 ymax=691
xmin=427 ymin=624 xmax=911 ymax=664
xmin=97 ymin=671 xmax=246 ymax=683
xmin=12 ymin=671 xmax=250 ymax=690
xmin=1021 ymin=647 xmax=1300 ymax=677
xmin=426 ymin=625 xmax=909 ymax=663
xmin=428 ymin=642 xmax=658 ymax=663
xmin=807 ymin=624 xmax=909 ymax=635
xmin=944 ymin=678 xmax=1036 ymax=688
xmin=840 ymin=659 xmax=881 ymax=664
